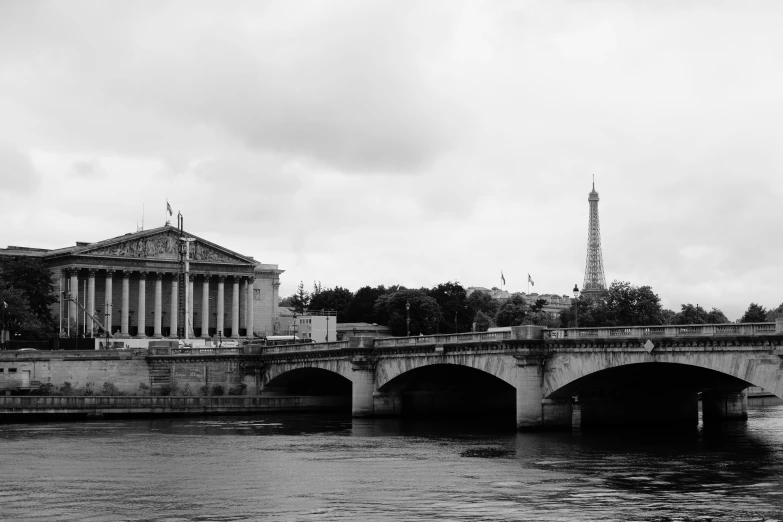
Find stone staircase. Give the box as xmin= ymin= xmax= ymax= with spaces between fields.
xmin=148 ymin=361 xmax=172 ymax=390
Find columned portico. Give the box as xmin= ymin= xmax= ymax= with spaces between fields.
xmin=136 ymin=272 xmax=147 ymax=338
xmin=231 ymin=277 xmax=240 ymax=338
xmin=217 ymin=275 xmax=225 ymax=337
xmin=87 ymin=269 xmax=96 ymax=334
xmin=201 ymin=274 xmax=210 ymax=338
xmin=69 ymin=268 xmax=79 ymax=328
xmin=169 ymin=275 xmax=178 ymax=337
xmin=105 ymin=270 xmax=114 ymax=334
xmin=121 ymin=270 xmax=130 ymax=337
xmin=153 ymin=272 xmax=163 ymax=338
xmin=33 ymin=225 xmax=278 ymax=340
xmin=245 ymin=277 xmax=254 ymax=338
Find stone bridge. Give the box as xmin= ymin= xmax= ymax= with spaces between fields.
xmin=241 ymin=320 xmax=783 ymax=430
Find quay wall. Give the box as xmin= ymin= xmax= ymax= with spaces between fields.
xmin=0 ymin=351 xmax=244 ymax=395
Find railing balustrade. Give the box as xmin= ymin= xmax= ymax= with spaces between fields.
xmin=547 ymin=322 xmax=777 ymax=340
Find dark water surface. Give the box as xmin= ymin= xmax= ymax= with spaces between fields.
xmin=2 ymin=407 xmax=783 ymax=522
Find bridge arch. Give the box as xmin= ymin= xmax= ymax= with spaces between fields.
xmin=375 ymin=353 xmax=518 ymax=391
xmin=262 ymin=359 xmax=353 ymax=389
xmin=544 ymin=351 xmax=783 ymax=399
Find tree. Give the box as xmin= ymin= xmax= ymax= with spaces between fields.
xmin=740 ymin=303 xmax=768 ymax=323
xmin=346 ymin=285 xmax=388 ymax=323
xmin=601 ymin=281 xmax=664 ymax=326
xmin=495 ymin=294 xmax=529 ymax=327
xmin=373 ymin=289 xmax=443 ymax=336
xmin=0 ymin=257 xmax=57 ymax=339
xmin=428 ymin=281 xmax=469 ymax=333
xmin=278 ymin=294 xmax=295 ymax=308
xmin=767 ymin=303 xmax=783 ymax=322
xmin=474 ymin=310 xmax=493 ymax=332
xmin=466 ymin=290 xmax=499 ymax=330
xmin=290 ymin=281 xmax=310 ymax=314
xmin=308 ymin=286 xmax=354 ymax=322
xmin=672 ymin=304 xmax=729 ymax=325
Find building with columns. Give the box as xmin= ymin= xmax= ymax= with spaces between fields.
xmin=1 ymin=226 xmax=283 ymax=339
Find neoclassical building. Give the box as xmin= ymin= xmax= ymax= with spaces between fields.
xmin=1 ymin=226 xmax=282 ymax=339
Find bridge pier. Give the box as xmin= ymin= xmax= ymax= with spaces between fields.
xmin=515 ymin=356 xmax=544 ymax=430
xmin=702 ymin=390 xmax=748 ymax=423
xmin=351 ymin=357 xmax=376 ymax=417
xmin=542 ymin=398 xmax=572 ymax=429
xmin=373 ymin=391 xmax=402 ymax=416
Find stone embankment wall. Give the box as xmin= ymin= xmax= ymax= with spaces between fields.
xmin=0 ymin=351 xmax=244 ymax=395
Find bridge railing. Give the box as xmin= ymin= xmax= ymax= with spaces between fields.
xmin=373 ymin=331 xmax=512 ymax=348
xmin=258 ymin=341 xmax=350 ymax=355
xmin=545 ymin=322 xmax=778 ymax=340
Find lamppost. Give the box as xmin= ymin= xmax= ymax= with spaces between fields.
xmin=573 ymin=284 xmax=580 ymax=328
xmin=406 ymin=301 xmax=410 ymax=337
xmin=325 ymin=312 xmax=330 ymax=343
xmin=1 ymin=300 xmax=5 ymax=350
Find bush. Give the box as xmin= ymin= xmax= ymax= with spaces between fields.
xmin=60 ymin=382 xmax=73 ymax=396
xmin=158 ymin=384 xmax=174 ymax=396
xmin=228 ymin=383 xmax=247 ymax=396
xmin=138 ymin=382 xmax=150 ymax=395
xmin=101 ymin=382 xmax=121 ymax=396
xmin=181 ymin=383 xmax=192 ymax=396
xmin=210 ymin=384 xmax=225 ymax=396
xmin=38 ymin=383 xmax=57 ymax=396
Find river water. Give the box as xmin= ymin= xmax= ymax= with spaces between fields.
xmin=2 ymin=407 xmax=783 ymax=522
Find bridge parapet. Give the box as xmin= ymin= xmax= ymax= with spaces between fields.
xmin=374 ymin=330 xmax=512 ymax=348
xmin=546 ymin=322 xmax=779 ymax=340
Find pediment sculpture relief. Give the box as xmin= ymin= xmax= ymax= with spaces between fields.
xmin=86 ymin=234 xmax=241 ymax=263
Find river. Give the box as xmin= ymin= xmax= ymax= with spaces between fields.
xmin=1 ymin=406 xmax=782 ymax=521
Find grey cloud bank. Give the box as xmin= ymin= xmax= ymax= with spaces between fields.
xmin=1 ymin=0 xmax=782 ymax=320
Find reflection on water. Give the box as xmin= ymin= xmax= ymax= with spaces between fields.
xmin=1 ymin=407 xmax=782 ymax=521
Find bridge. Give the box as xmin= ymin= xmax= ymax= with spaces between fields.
xmin=238 ymin=320 xmax=783 ymax=430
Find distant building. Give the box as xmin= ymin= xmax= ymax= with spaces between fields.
xmin=336 ymin=322 xmax=391 ymax=340
xmin=0 ymin=225 xmax=283 ymax=339
xmin=466 ymin=287 xmax=572 ymax=320
xmin=275 ymin=309 xmax=337 ymax=342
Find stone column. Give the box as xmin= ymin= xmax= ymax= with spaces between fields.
xmin=245 ymin=277 xmax=254 ymax=338
xmin=169 ymin=274 xmax=178 ymax=338
xmin=153 ymin=272 xmax=163 ymax=338
xmin=231 ymin=277 xmax=240 ymax=338
xmin=702 ymin=390 xmax=748 ymax=423
xmin=105 ymin=270 xmax=114 ymax=335
xmin=87 ymin=269 xmax=96 ymax=335
xmin=136 ymin=271 xmax=147 ymax=338
xmin=515 ymin=355 xmax=544 ymax=430
xmin=217 ymin=275 xmax=225 ymax=337
xmin=201 ymin=274 xmax=210 ymax=338
xmin=69 ymin=268 xmax=79 ymax=331
xmin=121 ymin=271 xmax=130 ymax=336
xmin=351 ymin=354 xmax=377 ymax=417
xmin=188 ymin=274 xmax=194 ymax=337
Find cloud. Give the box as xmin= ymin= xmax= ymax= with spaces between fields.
xmin=69 ymin=159 xmax=105 ymax=179
xmin=0 ymin=144 xmax=39 ymax=194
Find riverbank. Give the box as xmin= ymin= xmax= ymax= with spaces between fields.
xmin=0 ymin=395 xmax=349 ymax=421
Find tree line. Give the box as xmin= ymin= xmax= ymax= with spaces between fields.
xmin=281 ymin=279 xmax=783 ymax=336
xmin=2 ymin=254 xmax=783 ymax=340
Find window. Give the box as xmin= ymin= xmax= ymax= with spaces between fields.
xmin=8 ymin=368 xmax=17 ymax=374
xmin=253 ymin=289 xmax=261 ymax=301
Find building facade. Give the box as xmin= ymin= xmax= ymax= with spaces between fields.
xmin=0 ymin=226 xmax=283 ymax=339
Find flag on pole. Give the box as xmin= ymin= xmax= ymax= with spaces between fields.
xmin=2 ymin=301 xmax=6 ymax=308
xmin=528 ymin=274 xmax=534 ymax=286
xmin=167 ymin=201 xmax=173 ymax=216
xmin=501 ymin=271 xmax=506 ymax=285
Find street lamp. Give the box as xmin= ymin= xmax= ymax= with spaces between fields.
xmin=406 ymin=301 xmax=410 ymax=337
xmin=573 ymin=284 xmax=580 ymax=328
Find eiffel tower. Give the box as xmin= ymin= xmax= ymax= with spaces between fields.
xmin=582 ymin=180 xmax=607 ymax=297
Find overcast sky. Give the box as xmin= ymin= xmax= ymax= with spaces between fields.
xmin=1 ymin=1 xmax=782 ymax=321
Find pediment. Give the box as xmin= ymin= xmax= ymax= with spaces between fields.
xmin=77 ymin=229 xmax=254 ymax=265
